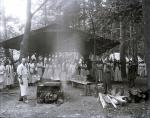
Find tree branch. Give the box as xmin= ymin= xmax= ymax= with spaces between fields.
xmin=31 ymin=0 xmax=49 ymax=17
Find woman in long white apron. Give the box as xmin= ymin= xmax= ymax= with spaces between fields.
xmin=114 ymin=62 xmax=122 ymax=82
xmin=37 ymin=61 xmax=44 ymax=81
xmin=42 ymin=60 xmax=50 ymax=79
xmin=0 ymin=62 xmax=5 ymax=90
xmin=5 ymin=62 xmax=14 ymax=88
xmin=29 ymin=61 xmax=36 ymax=84
xmin=97 ymin=63 xmax=103 ymax=82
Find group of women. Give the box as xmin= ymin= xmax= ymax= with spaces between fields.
xmin=25 ymin=59 xmax=44 ymax=85
xmin=0 ymin=52 xmax=147 ymax=92
xmin=43 ymin=54 xmax=78 ymax=81
xmin=94 ymin=60 xmax=122 ymax=83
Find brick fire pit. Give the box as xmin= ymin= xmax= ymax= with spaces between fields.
xmin=37 ymin=80 xmax=63 ymax=104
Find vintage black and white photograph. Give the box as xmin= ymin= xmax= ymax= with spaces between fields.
xmin=0 ymin=0 xmax=150 ymax=118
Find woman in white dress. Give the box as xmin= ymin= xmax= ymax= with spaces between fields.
xmin=96 ymin=63 xmax=103 ymax=82
xmin=42 ymin=60 xmax=49 ymax=79
xmin=65 ymin=61 xmax=70 ymax=80
xmin=55 ymin=64 xmax=61 ymax=80
xmin=60 ymin=62 xmax=67 ymax=81
xmin=138 ymin=62 xmax=145 ymax=77
xmin=114 ymin=62 xmax=122 ymax=82
xmin=71 ymin=62 xmax=76 ymax=77
xmin=37 ymin=60 xmax=44 ymax=81
xmin=5 ymin=61 xmax=14 ymax=88
xmin=48 ymin=64 xmax=53 ymax=79
xmin=53 ymin=64 xmax=59 ymax=80
xmin=29 ymin=60 xmax=36 ymax=85
xmin=0 ymin=62 xmax=5 ymax=90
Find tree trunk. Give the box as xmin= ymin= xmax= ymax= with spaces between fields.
xmin=142 ymin=0 xmax=150 ymax=92
xmin=111 ymin=23 xmax=115 ymax=40
xmin=20 ymin=0 xmax=31 ymax=59
xmin=133 ymin=24 xmax=139 ymax=74
xmin=43 ymin=0 xmax=48 ymax=26
xmin=83 ymin=0 xmax=86 ymax=30
xmin=1 ymin=0 xmax=10 ymax=58
xmin=129 ymin=21 xmax=133 ymax=57
xmin=1 ymin=3 xmax=7 ymax=40
xmin=19 ymin=0 xmax=48 ymax=59
xmin=119 ymin=20 xmax=127 ymax=79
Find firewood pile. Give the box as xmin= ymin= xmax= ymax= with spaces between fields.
xmin=37 ymin=80 xmax=64 ymax=104
xmin=98 ymin=88 xmax=149 ymax=109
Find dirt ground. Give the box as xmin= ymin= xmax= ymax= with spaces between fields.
xmin=0 ymin=78 xmax=150 ymax=118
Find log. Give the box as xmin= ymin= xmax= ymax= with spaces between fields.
xmin=109 ymin=95 xmax=127 ymax=103
xmin=99 ymin=93 xmax=107 ymax=109
xmin=107 ymin=95 xmax=117 ymax=108
xmin=104 ymin=96 xmax=118 ymax=105
xmin=98 ymin=93 xmax=128 ymax=109
xmin=129 ymin=89 xmax=149 ymax=103
xmin=112 ymin=98 xmax=118 ymax=105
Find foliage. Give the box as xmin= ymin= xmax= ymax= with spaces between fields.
xmin=0 ymin=0 xmax=145 ymax=58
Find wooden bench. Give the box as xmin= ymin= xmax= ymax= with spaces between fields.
xmin=70 ymin=79 xmax=93 ymax=96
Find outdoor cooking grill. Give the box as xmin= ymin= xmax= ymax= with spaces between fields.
xmin=37 ymin=80 xmax=63 ymax=104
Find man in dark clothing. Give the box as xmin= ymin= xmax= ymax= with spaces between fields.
xmin=128 ymin=61 xmax=137 ymax=88
xmin=103 ymin=63 xmax=112 ymax=94
xmin=78 ymin=64 xmax=81 ymax=75
xmin=86 ymin=59 xmax=92 ymax=70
